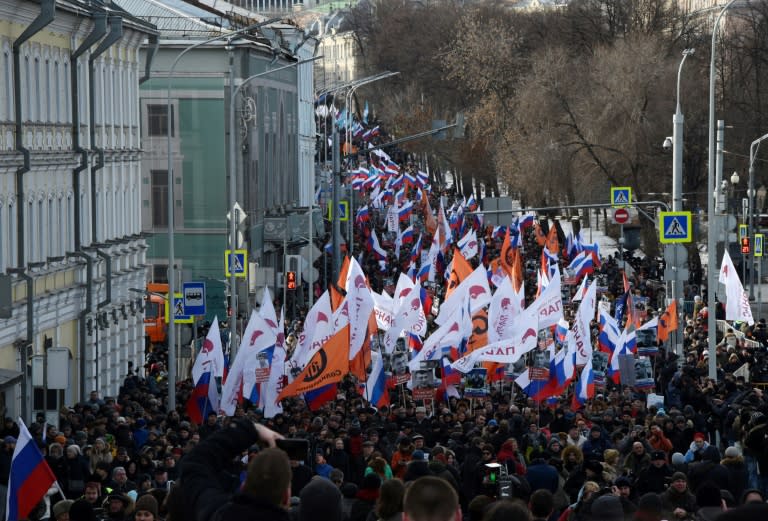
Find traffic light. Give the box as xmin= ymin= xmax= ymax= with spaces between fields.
xmin=286 ymin=271 xmax=297 ymax=290
xmin=741 ymin=236 xmax=751 ymax=254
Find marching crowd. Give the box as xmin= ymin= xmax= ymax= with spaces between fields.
xmin=5 ymin=155 xmax=768 ymax=521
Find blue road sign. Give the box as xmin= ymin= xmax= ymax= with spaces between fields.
xmin=224 ymin=249 xmax=248 ymax=278
xmin=611 ymin=186 xmax=632 ymax=207
xmin=659 ymin=211 xmax=692 ymax=244
xmin=182 ymin=281 xmax=206 ymax=316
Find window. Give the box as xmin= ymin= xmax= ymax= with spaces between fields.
xmin=151 ymin=169 xmax=168 ymax=227
xmin=147 ymin=104 xmax=174 ymax=137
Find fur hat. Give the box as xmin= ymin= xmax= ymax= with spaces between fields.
xmin=134 ymin=494 xmax=158 ymax=518
xmin=52 ymin=500 xmax=74 ymax=519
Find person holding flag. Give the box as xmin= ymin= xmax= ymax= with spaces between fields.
xmin=6 ymin=419 xmax=59 ymax=521
xmin=186 ymin=317 xmax=225 ymax=425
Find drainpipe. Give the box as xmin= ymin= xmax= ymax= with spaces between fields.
xmin=94 ymin=244 xmax=111 ymax=307
xmin=89 ymin=15 xmax=123 ymax=243
xmin=13 ymin=0 xmax=56 ymax=267
xmin=72 ymin=11 xmax=107 ymax=250
xmin=67 ymin=250 xmax=93 ymax=401
xmin=7 ymin=268 xmax=34 ymax=422
xmin=139 ymin=34 xmax=159 ymax=85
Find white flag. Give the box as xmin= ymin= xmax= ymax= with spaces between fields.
xmin=344 ymin=258 xmax=376 ymax=360
xmin=719 ymin=250 xmax=755 ymax=325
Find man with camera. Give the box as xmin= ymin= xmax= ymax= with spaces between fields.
xmin=179 ymin=418 xmax=291 ymax=521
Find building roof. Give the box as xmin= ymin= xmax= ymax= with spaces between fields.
xmin=113 ymin=0 xmax=228 ymax=36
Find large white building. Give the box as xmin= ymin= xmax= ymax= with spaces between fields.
xmin=0 ymin=0 xmax=156 ymax=423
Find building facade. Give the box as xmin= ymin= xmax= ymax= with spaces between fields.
xmin=130 ymin=0 xmax=317 ymax=319
xmin=0 ymin=0 xmax=156 ymax=423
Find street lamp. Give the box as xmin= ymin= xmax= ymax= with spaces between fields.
xmin=707 ymin=0 xmax=737 ymax=382
xmin=163 ymin=18 xmax=279 ymax=412
xmin=666 ymin=48 xmax=693 ymax=357
xmin=748 ymin=133 xmax=768 ymax=299
xmin=227 ymin=55 xmax=322 ymax=351
xmin=673 ymin=49 xmax=694 ymax=213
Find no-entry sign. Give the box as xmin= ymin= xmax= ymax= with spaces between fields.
xmin=613 ymin=208 xmax=630 ymax=224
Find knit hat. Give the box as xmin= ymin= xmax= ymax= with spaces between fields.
xmin=299 ymin=478 xmax=343 ymax=521
xmin=590 ymin=495 xmax=623 ymax=521
xmin=134 ymin=494 xmax=158 ymax=518
xmin=671 ymin=452 xmax=685 ymax=466
xmin=725 ymin=446 xmax=741 ymax=458
xmin=693 ymin=432 xmax=706 ymax=441
xmin=52 ymin=499 xmax=74 ymax=519
xmin=68 ymin=499 xmax=97 ymax=521
xmin=636 ymin=493 xmax=663 ymax=515
xmin=671 ymin=471 xmax=687 ymax=482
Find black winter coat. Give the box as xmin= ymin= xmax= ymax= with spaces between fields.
xmin=212 ymin=494 xmax=291 ymax=521
xmin=179 ymin=419 xmax=262 ymax=521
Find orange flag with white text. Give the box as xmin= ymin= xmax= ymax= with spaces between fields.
xmin=277 ymin=325 xmax=350 ymax=401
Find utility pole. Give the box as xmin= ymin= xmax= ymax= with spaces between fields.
xmin=332 ymin=129 xmax=341 ymax=283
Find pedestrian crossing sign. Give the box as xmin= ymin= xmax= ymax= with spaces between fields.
xmin=225 ymin=249 xmax=248 ymax=278
xmin=611 ymin=186 xmax=632 ymax=207
xmin=756 ymin=234 xmax=764 ymax=257
xmin=327 ymin=200 xmax=349 ymax=222
xmin=739 ymin=224 xmax=748 ymax=242
xmin=659 ymin=211 xmax=692 ymax=244
xmin=165 ymin=293 xmax=193 ymax=324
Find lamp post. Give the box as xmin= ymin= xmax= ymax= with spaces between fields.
xmin=227 ymin=56 xmax=322 ymax=343
xmin=163 ymin=18 xmax=279 ymax=412
xmin=673 ymin=49 xmax=694 ymax=213
xmin=707 ymin=0 xmax=737 ymax=382
xmin=748 ymin=133 xmax=768 ymax=299
xmin=669 ymin=48 xmax=694 ymax=357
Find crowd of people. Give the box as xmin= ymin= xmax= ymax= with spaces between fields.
xmin=5 ymin=146 xmax=768 ymax=521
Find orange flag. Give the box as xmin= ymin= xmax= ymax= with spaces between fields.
xmin=330 ymin=285 xmax=344 ymax=312
xmin=657 ymin=301 xmax=679 ymax=342
xmin=500 ymin=227 xmax=515 ymax=277
xmin=545 ymin=224 xmax=559 ymax=254
xmin=422 ymin=189 xmax=437 ymax=235
xmin=467 ymin=309 xmax=488 ymax=353
xmin=445 ymin=248 xmax=473 ymax=300
xmin=277 ymin=325 xmax=350 ymax=401
xmin=337 ymin=256 xmax=350 ymax=289
xmin=511 ymin=249 xmax=524 ymax=293
xmin=534 ymin=221 xmax=546 ymax=247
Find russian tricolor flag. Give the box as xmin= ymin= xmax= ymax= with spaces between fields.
xmin=305 ymin=383 xmax=338 ymax=411
xmin=571 ymin=358 xmax=595 ymax=410
xmin=365 ymin=352 xmax=390 ymax=409
xmin=356 ymin=205 xmax=370 ymax=224
xmin=6 ymin=419 xmax=57 ymax=521
xmin=398 ymin=201 xmax=414 ymax=222
xmin=518 ymin=213 xmax=535 ymax=230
